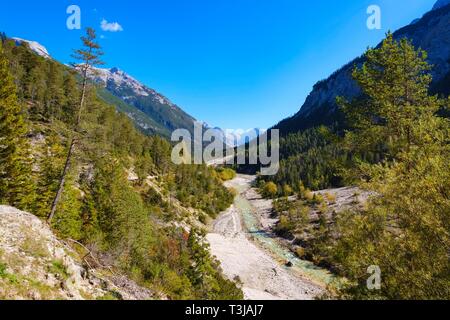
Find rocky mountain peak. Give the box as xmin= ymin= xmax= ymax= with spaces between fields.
xmin=433 ymin=0 xmax=450 ymax=10
xmin=275 ymin=3 xmax=450 ymax=134
xmin=12 ymin=38 xmax=51 ymax=59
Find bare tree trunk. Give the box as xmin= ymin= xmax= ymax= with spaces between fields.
xmin=47 ymin=137 xmax=76 ymax=222
xmin=48 ymin=72 xmax=88 ymax=223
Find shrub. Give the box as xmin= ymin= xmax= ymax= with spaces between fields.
xmin=283 ymin=185 xmax=293 ymax=196
xmin=303 ymin=190 xmax=314 ymax=201
xmin=0 ymin=263 xmax=7 ymax=278
xmin=217 ymin=168 xmax=236 ymax=181
xmin=295 ymin=247 xmax=306 ymax=259
xmin=263 ymin=182 xmax=278 ymax=198
xmin=325 ymin=192 xmax=337 ymax=204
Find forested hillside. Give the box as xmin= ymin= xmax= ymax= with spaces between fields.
xmin=90 ymin=66 xmax=198 ymax=137
xmin=275 ymin=3 xmax=450 ymax=135
xmin=0 ymin=31 xmax=241 ymax=300
xmin=260 ymin=34 xmax=450 ymax=299
xmin=259 ymin=3 xmax=450 ymax=195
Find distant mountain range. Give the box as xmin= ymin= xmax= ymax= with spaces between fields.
xmin=210 ymin=127 xmax=266 ymax=147
xmin=88 ymin=67 xmax=197 ymax=137
xmin=275 ymin=1 xmax=450 ymax=135
xmin=10 ymin=37 xmax=255 ymax=148
xmin=12 ymin=37 xmax=198 ymax=138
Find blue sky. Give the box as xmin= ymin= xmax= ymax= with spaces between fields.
xmin=0 ymin=0 xmax=436 ymax=129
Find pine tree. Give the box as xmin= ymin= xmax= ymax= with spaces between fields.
xmin=48 ymin=28 xmax=103 ymax=222
xmin=62 ymin=72 xmax=80 ymax=125
xmin=334 ymin=33 xmax=450 ymax=299
xmin=0 ymin=42 xmax=33 ymax=208
xmin=45 ymin=61 xmax=66 ymax=120
xmin=339 ymin=32 xmax=441 ymax=161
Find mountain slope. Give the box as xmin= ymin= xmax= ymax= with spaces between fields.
xmin=434 ymin=0 xmax=450 ymax=10
xmin=96 ymin=87 xmax=170 ymax=135
xmin=90 ymin=67 xmax=197 ymax=137
xmin=10 ymin=36 xmax=197 ymax=137
xmin=0 ymin=206 xmax=156 ymax=300
xmin=275 ymin=2 xmax=450 ymax=135
xmin=12 ymin=37 xmax=51 ymax=59
xmin=0 ymin=35 xmax=242 ymax=300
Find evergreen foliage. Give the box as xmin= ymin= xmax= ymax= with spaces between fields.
xmin=258 ymin=125 xmax=349 ymax=193
xmin=256 ymin=34 xmax=449 ymax=300
xmin=0 ymin=42 xmax=33 ymax=209
xmin=330 ymin=34 xmax=450 ymax=299
xmin=0 ymin=34 xmax=239 ymax=299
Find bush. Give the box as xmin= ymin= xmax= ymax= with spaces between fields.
xmin=283 ymin=185 xmax=293 ymax=196
xmin=262 ymin=182 xmax=278 ymax=198
xmin=295 ymin=247 xmax=306 ymax=259
xmin=217 ymin=168 xmax=236 ymax=181
xmin=325 ymin=192 xmax=337 ymax=204
xmin=275 ymin=201 xmax=310 ymax=235
xmin=303 ymin=190 xmax=314 ymax=201
xmin=0 ymin=263 xmax=7 ymax=278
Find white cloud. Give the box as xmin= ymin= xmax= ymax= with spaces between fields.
xmin=101 ymin=19 xmax=123 ymax=32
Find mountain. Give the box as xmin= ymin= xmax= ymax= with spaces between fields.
xmin=12 ymin=38 xmax=51 ymax=59
xmin=89 ymin=67 xmax=197 ymax=137
xmin=0 ymin=36 xmax=242 ymax=300
xmin=433 ymin=0 xmax=450 ymax=10
xmin=275 ymin=1 xmax=450 ymax=135
xmin=211 ymin=127 xmax=266 ymax=147
xmin=11 ymin=37 xmax=198 ymax=137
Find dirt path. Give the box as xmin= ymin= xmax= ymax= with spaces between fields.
xmin=207 ymin=175 xmax=324 ymax=300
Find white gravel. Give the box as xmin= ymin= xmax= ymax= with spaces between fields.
xmin=207 ymin=176 xmax=324 ymax=300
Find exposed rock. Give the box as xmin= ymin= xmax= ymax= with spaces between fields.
xmin=0 ymin=205 xmax=155 ymax=300
xmin=126 ymin=168 xmax=140 ymax=182
xmin=207 ymin=175 xmax=325 ymax=300
xmin=276 ymin=4 xmax=450 ymax=133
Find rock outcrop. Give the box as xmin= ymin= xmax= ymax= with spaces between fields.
xmin=0 ymin=205 xmax=154 ymax=300
xmin=275 ymin=2 xmax=450 ymax=134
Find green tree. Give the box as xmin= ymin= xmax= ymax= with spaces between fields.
xmin=187 ymin=229 xmax=243 ymax=300
xmin=339 ymin=32 xmax=442 ymax=162
xmin=44 ymin=61 xmax=66 ymax=120
xmin=334 ymin=33 xmax=450 ymax=299
xmin=48 ymin=28 xmax=104 ymax=222
xmin=0 ymin=42 xmax=33 ymax=209
xmin=61 ymin=72 xmax=80 ymax=125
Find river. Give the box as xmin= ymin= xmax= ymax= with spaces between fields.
xmin=207 ymin=174 xmax=337 ymax=300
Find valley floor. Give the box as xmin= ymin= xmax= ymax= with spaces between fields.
xmin=207 ymin=175 xmax=328 ymax=300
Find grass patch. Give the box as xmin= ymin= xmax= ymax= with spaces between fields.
xmin=20 ymin=229 xmax=49 ymax=258
xmin=0 ymin=262 xmax=19 ymax=284
xmin=0 ymin=262 xmax=8 ymax=278
xmin=48 ymin=260 xmax=69 ymax=280
xmin=96 ymin=291 xmax=122 ymax=300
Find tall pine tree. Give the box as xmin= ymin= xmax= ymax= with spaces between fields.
xmin=333 ymin=33 xmax=450 ymax=299
xmin=0 ymin=42 xmax=33 ymax=209
xmin=48 ymin=28 xmax=103 ymax=222
xmin=339 ymin=32 xmax=441 ymax=161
